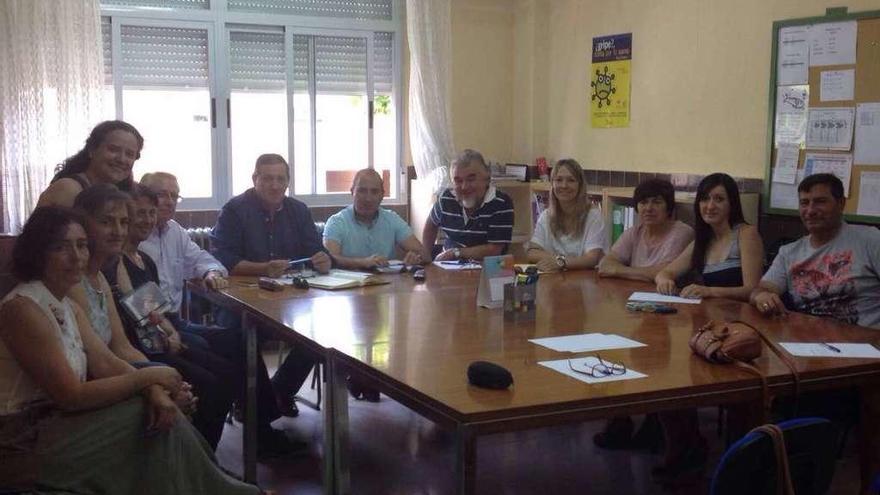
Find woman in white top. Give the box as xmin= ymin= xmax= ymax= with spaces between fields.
xmin=527 ymin=158 xmax=606 ymax=271
xmin=0 ymin=207 xmax=261 ymax=494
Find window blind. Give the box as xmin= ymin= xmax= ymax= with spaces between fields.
xmin=373 ymin=31 xmax=392 ymax=95
xmin=314 ymin=35 xmax=366 ymax=94
xmin=292 ymin=34 xmax=310 ymax=93
xmin=229 ymin=31 xmax=285 ymax=92
xmin=228 ymin=0 xmax=392 ymax=20
xmin=102 ymin=17 xmax=113 ymax=86
xmin=101 ymin=0 xmax=209 ymax=10
xmin=121 ymin=25 xmax=209 ymax=88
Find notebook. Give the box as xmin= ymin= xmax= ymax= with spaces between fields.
xmin=307 ymin=269 xmax=390 ymax=290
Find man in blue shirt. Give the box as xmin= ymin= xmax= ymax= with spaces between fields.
xmin=323 ymin=168 xmax=424 ymax=269
xmin=212 ymin=153 xmax=332 ymax=418
xmin=421 ymin=149 xmax=514 ymax=261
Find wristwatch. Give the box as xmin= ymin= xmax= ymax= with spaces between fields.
xmin=555 ymin=254 xmax=568 ymax=270
xmin=453 ymin=247 xmax=462 ymax=259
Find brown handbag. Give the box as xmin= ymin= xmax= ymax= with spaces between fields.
xmin=690 ymin=320 xmax=801 ymax=417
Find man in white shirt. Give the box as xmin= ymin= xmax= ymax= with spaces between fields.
xmin=140 ymin=171 xmax=304 ymax=457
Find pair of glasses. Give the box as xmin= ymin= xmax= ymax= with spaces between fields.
xmin=568 ymin=355 xmax=627 ymax=378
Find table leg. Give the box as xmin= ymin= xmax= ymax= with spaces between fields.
xmin=323 ymin=353 xmax=351 ymax=495
xmin=455 ymin=425 xmax=476 ymax=495
xmin=242 ymin=311 xmax=258 ymax=483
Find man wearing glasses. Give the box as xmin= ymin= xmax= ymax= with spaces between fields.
xmin=421 ymin=149 xmax=514 ymax=262
xmin=211 ymin=154 xmax=331 ymax=421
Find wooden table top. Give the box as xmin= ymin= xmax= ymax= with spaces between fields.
xmin=212 ymin=267 xmax=880 ymax=426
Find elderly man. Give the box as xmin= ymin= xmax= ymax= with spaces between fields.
xmin=750 ymin=173 xmax=880 ymax=493
xmin=323 ymin=168 xmax=424 ymax=269
xmin=140 ymin=171 xmax=301 ymax=457
xmin=211 ymin=153 xmax=331 ymax=418
xmin=421 ymin=149 xmax=514 ymax=261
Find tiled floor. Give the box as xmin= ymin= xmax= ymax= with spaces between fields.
xmin=216 ymin=363 xmax=862 ymax=495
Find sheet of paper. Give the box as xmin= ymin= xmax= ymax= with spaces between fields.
xmin=804 ymin=153 xmax=853 ymax=197
xmin=628 ymin=291 xmax=701 ymax=305
xmin=806 ymin=107 xmax=854 ymax=151
xmin=374 ymin=260 xmax=405 ymax=274
xmin=434 ymin=261 xmax=482 ymax=271
xmin=780 ymin=343 xmax=880 ymax=359
xmin=530 ymin=333 xmax=646 ymax=353
xmin=772 ymin=143 xmax=800 ymax=184
xmin=820 ymin=69 xmax=855 ymax=102
xmin=489 ymin=276 xmax=514 ymax=302
xmin=540 ymin=357 xmax=647 ymax=384
xmin=774 ymin=85 xmax=809 ymax=147
xmin=770 ymin=168 xmax=806 ymax=210
xmin=855 ymin=103 xmax=880 ymax=165
xmin=809 ymin=20 xmax=857 ymax=66
xmin=777 ymin=26 xmax=809 ymax=85
xmin=857 ymin=172 xmax=880 ymax=217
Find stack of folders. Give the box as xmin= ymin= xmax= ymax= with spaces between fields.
xmin=611 ymin=204 xmax=637 ymax=244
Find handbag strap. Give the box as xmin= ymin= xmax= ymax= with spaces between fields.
xmin=750 ymin=424 xmax=796 ymax=495
xmin=732 ymin=320 xmax=801 ymax=415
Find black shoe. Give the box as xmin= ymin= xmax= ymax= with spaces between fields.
xmin=593 ymin=416 xmax=634 ymax=450
xmin=630 ymin=413 xmax=664 ymax=453
xmin=257 ymin=428 xmax=309 ymax=459
xmin=275 ymin=392 xmax=299 ymax=418
xmin=347 ymin=376 xmax=380 ymax=402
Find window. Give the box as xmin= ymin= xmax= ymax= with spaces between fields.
xmin=100 ymin=0 xmax=402 ymax=208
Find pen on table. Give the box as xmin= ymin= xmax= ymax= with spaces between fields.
xmin=820 ymin=342 xmax=841 ymax=353
xmin=288 ymin=257 xmax=312 ymax=267
xmin=439 ymin=260 xmax=464 ymax=265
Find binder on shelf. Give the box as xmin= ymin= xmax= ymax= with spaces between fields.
xmin=611 ymin=204 xmax=625 ymax=244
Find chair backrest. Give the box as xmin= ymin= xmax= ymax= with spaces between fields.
xmin=710 ymin=417 xmax=836 ymax=495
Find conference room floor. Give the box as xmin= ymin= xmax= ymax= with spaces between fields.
xmin=215 ymin=356 xmax=862 ymax=495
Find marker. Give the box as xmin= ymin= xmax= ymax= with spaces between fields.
xmin=821 ymin=342 xmax=841 ymax=353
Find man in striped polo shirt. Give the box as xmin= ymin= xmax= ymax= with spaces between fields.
xmin=422 ymin=149 xmax=514 ymax=261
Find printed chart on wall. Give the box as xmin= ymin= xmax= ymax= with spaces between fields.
xmin=590 ymin=33 xmax=631 ymax=128
xmin=766 ymin=10 xmax=880 ymax=222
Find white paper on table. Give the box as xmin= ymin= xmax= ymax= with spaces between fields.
xmin=434 ymin=261 xmax=482 ymax=271
xmin=857 ymin=172 xmax=880 ymax=217
xmin=780 ymin=343 xmax=880 ymax=359
xmin=806 ymin=107 xmax=855 ymax=151
xmin=489 ymin=276 xmax=514 ymax=302
xmin=820 ymin=70 xmax=855 ymax=102
xmin=855 ymin=103 xmax=880 ymax=165
xmin=529 ymin=333 xmax=646 ymax=353
xmin=374 ymin=260 xmax=405 ymax=274
xmin=804 ymin=153 xmax=853 ymax=197
xmin=775 ymin=85 xmax=809 ymax=147
xmin=777 ymin=26 xmax=810 ymax=85
xmin=809 ymin=20 xmax=857 ymax=66
xmin=540 ymin=357 xmax=647 ymax=384
xmin=770 ymin=169 xmax=806 ymax=210
xmin=773 ymin=144 xmax=801 ymax=184
xmin=628 ymin=291 xmax=701 ymax=305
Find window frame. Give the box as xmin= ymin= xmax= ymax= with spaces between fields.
xmin=100 ymin=0 xmax=405 ymax=210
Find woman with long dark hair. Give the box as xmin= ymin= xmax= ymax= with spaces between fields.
xmin=650 ymin=173 xmax=764 ymax=484
xmin=527 ymin=158 xmax=606 ymax=271
xmin=655 ymin=172 xmax=763 ymax=301
xmin=37 ymin=120 xmax=143 ymax=208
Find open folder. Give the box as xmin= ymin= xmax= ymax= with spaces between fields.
xmin=307 ymin=269 xmax=390 ymax=290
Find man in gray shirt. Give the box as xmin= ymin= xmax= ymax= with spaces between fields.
xmin=750 ymin=173 xmax=880 ymax=492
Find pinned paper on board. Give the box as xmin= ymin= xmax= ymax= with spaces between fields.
xmin=804 ymin=153 xmax=853 ymax=197
xmin=809 ymin=20 xmax=857 ymax=66
xmin=770 ymin=169 xmax=806 ymax=210
xmin=773 ymin=143 xmax=800 ymax=184
xmin=774 ymin=85 xmax=809 ymax=147
xmin=777 ymin=26 xmax=810 ymax=85
xmin=820 ymin=70 xmax=855 ymax=102
xmin=806 ymin=107 xmax=854 ymax=151
xmin=857 ymin=172 xmax=880 ymax=217
xmin=855 ymin=103 xmax=880 ymax=165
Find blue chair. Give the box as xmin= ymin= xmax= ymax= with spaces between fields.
xmin=710 ymin=417 xmax=836 ymax=495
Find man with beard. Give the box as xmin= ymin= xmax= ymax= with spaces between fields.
xmin=421 ymin=149 xmax=514 ymax=262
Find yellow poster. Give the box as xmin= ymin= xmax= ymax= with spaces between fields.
xmin=591 ymin=34 xmax=631 ymax=128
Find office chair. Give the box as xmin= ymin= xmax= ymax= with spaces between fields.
xmin=710 ymin=417 xmax=836 ymax=495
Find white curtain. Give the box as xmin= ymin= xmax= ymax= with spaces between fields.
xmin=406 ymin=0 xmax=455 ymax=194
xmin=0 ymin=0 xmax=107 ymax=233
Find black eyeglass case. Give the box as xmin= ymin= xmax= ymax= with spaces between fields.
xmin=467 ymin=361 xmax=513 ymax=390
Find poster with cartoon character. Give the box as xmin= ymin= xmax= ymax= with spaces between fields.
xmin=591 ymin=33 xmax=631 ymax=128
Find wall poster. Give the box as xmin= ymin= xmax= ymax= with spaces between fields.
xmin=591 ymin=33 xmax=631 ymax=128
